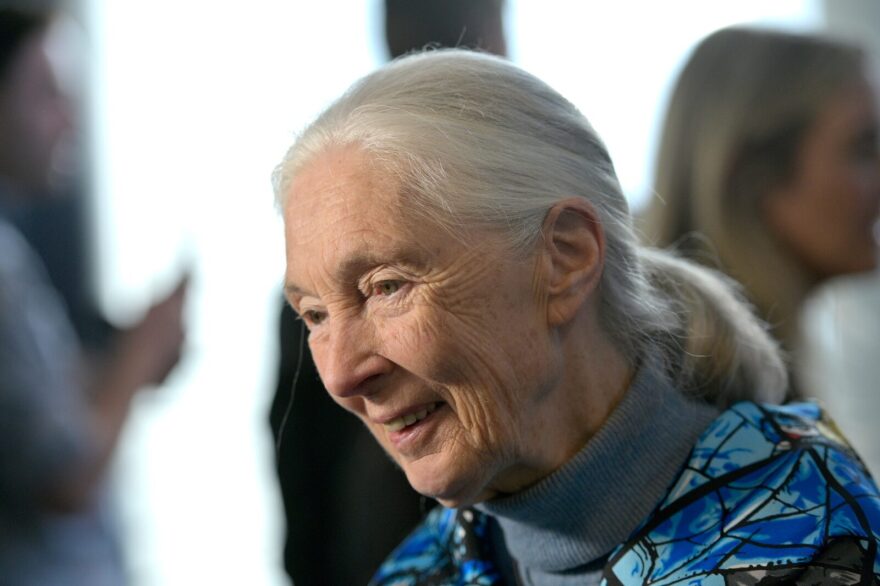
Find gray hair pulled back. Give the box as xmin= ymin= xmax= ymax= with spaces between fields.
xmin=273 ymin=49 xmax=786 ymax=407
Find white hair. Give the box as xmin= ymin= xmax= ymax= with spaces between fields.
xmin=273 ymin=49 xmax=786 ymax=407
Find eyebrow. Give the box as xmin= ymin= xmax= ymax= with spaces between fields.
xmin=283 ymin=282 xmax=308 ymax=299
xmin=284 ymin=250 xmax=425 ymax=300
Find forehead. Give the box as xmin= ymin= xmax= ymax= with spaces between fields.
xmin=286 ymin=145 xmax=394 ymax=218
xmin=283 ymin=145 xmax=411 ymax=244
xmin=282 ymin=146 xmax=429 ymax=289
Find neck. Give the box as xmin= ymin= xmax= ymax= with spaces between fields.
xmin=485 ymin=308 xmax=633 ymax=499
xmin=476 ymin=361 xmax=721 ymax=574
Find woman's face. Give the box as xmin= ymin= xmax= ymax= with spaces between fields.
xmin=282 ymin=146 xmax=568 ymax=507
xmin=764 ymin=78 xmax=880 ymax=279
xmin=0 ymin=31 xmax=73 ymax=190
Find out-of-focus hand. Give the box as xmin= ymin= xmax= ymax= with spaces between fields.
xmin=115 ymin=274 xmax=189 ymax=389
xmin=49 ymin=273 xmax=190 ymax=513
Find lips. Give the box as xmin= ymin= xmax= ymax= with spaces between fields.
xmin=382 ymin=402 xmax=441 ymax=432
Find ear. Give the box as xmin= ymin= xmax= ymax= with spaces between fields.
xmin=539 ymin=198 xmax=605 ymax=327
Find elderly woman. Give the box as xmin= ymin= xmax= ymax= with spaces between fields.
xmin=274 ymin=51 xmax=880 ymax=584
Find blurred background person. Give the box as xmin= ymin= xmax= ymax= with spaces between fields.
xmin=269 ymin=2 xmax=507 ymax=584
xmin=0 ymin=0 xmax=110 ymax=355
xmin=383 ymin=0 xmax=506 ymax=60
xmin=0 ymin=2 xmax=187 ymax=584
xmin=641 ymin=26 xmax=879 ymax=406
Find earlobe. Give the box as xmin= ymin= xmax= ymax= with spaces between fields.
xmin=541 ymin=198 xmax=605 ymax=327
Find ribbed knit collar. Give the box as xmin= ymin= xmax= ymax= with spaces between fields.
xmin=475 ymin=364 xmax=720 ymax=573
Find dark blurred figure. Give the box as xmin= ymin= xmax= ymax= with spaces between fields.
xmin=641 ymin=26 xmax=880 ymax=399
xmin=0 ymin=3 xmax=187 ymax=584
xmin=384 ymin=0 xmax=506 ymax=59
xmin=269 ymin=2 xmax=506 ymax=584
xmin=0 ymin=0 xmax=109 ymax=352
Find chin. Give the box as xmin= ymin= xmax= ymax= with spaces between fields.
xmin=402 ymin=452 xmax=492 ymax=508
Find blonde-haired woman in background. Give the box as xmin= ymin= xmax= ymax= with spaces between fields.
xmin=642 ymin=26 xmax=880 ymax=404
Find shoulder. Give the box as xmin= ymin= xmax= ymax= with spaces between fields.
xmin=685 ymin=401 xmax=863 ymax=481
xmin=0 ymin=218 xmax=57 ymax=315
xmin=604 ymin=401 xmax=880 ymax=584
xmin=370 ymin=507 xmax=502 ymax=586
xmin=0 ymin=218 xmax=78 ymax=365
xmin=0 ymin=218 xmax=40 ymax=278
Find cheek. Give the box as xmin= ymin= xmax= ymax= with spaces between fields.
xmin=821 ymin=168 xmax=879 ymax=248
xmin=400 ymin=308 xmax=550 ymax=426
xmin=810 ymin=149 xmax=880 ymax=222
xmin=769 ymin=180 xmax=879 ymax=276
xmin=850 ymin=165 xmax=880 ymax=218
xmin=398 ymin=311 xmax=509 ymax=386
xmin=377 ymin=310 xmax=445 ymax=376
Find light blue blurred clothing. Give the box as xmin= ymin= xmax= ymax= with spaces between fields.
xmin=0 ymin=215 xmax=126 ymax=586
xmin=802 ymin=277 xmax=880 ymax=478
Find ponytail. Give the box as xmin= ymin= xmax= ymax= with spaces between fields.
xmin=637 ymin=247 xmax=787 ymax=407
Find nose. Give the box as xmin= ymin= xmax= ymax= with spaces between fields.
xmin=312 ymin=316 xmax=391 ymax=399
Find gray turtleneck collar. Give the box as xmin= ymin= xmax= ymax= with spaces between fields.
xmin=475 ymin=363 xmax=720 ymax=583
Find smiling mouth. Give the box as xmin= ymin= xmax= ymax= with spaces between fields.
xmin=384 ymin=402 xmax=441 ymax=432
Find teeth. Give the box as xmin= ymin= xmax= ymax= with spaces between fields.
xmin=386 ymin=419 xmax=406 ymax=432
xmin=385 ymin=403 xmax=438 ymax=432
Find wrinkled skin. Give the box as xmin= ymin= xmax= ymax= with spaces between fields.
xmin=282 ymin=145 xmax=629 ymax=507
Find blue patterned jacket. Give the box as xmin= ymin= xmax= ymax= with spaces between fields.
xmin=371 ymin=402 xmax=880 ymax=585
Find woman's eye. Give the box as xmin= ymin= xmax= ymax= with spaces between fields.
xmin=373 ymin=281 xmax=402 ymax=296
xmin=303 ymin=309 xmax=326 ymax=325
